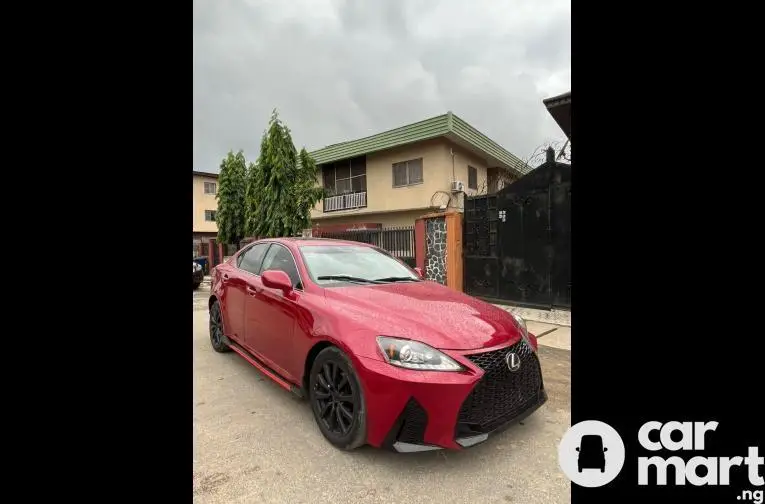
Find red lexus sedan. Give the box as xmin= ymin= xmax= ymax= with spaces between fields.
xmin=208 ymin=238 xmax=546 ymax=452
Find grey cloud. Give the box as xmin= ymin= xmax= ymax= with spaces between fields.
xmin=193 ymin=0 xmax=570 ymax=172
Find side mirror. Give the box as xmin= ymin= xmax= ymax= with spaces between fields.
xmin=575 ymin=447 xmax=580 ymax=452
xmin=414 ymin=267 xmax=424 ymax=278
xmin=261 ymin=270 xmax=293 ymax=293
xmin=603 ymin=447 xmax=608 ymax=452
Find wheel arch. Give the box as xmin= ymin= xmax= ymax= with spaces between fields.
xmin=301 ymin=333 xmax=361 ymax=390
xmin=302 ymin=339 xmax=336 ymax=392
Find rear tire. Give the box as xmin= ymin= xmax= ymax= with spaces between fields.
xmin=209 ymin=300 xmax=230 ymax=353
xmin=193 ymin=282 xmax=201 ymax=290
xmin=308 ymin=346 xmax=366 ymax=450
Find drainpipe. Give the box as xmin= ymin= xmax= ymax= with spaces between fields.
xmin=450 ymin=148 xmax=455 ymax=181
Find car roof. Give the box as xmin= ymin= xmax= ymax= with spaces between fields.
xmin=253 ymin=237 xmax=376 ymax=248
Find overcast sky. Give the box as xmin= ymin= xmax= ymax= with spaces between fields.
xmin=193 ymin=0 xmax=570 ymax=173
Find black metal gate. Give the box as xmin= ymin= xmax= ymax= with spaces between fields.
xmin=317 ymin=226 xmax=416 ymax=268
xmin=208 ymin=238 xmax=221 ymax=269
xmin=464 ymin=158 xmax=571 ymax=309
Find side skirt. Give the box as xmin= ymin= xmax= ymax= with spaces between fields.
xmin=228 ymin=342 xmax=305 ymax=399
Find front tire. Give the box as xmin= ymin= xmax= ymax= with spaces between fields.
xmin=209 ymin=300 xmax=230 ymax=353
xmin=308 ymin=347 xmax=366 ymax=450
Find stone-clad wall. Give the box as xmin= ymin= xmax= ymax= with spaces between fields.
xmin=425 ymin=217 xmax=447 ymax=285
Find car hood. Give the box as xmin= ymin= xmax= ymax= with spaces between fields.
xmin=323 ymin=280 xmax=523 ymax=351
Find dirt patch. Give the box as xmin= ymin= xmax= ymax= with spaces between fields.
xmin=193 ymin=472 xmax=230 ymax=495
xmin=537 ymin=345 xmax=571 ymax=410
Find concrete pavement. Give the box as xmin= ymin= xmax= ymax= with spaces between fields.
xmin=527 ymin=321 xmax=570 ymax=352
xmin=494 ymin=305 xmax=571 ymax=328
xmin=193 ymin=284 xmax=571 ymax=504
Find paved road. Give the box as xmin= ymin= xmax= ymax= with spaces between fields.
xmin=193 ymin=282 xmax=571 ymax=504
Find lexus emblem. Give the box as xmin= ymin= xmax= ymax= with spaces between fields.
xmin=506 ymin=352 xmax=521 ymax=372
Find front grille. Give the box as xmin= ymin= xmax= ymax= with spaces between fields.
xmin=456 ymin=340 xmax=543 ymax=437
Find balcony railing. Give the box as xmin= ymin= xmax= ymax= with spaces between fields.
xmin=323 ymin=191 xmax=367 ymax=212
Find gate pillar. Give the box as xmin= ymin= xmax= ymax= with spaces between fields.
xmin=415 ymin=209 xmax=463 ymax=292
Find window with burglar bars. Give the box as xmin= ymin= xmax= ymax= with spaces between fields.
xmin=204 ymin=182 xmax=217 ymax=195
xmin=392 ymin=158 xmax=423 ymax=187
xmin=205 ymin=210 xmax=217 ymax=222
xmin=322 ymin=156 xmax=367 ymax=196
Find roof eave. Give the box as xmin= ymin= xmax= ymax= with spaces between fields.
xmin=543 ymin=91 xmax=571 ymax=108
xmin=543 ymin=91 xmax=571 ymax=139
xmin=309 ymin=112 xmax=528 ymax=176
xmin=443 ymin=132 xmax=525 ymax=177
xmin=311 ymin=132 xmax=446 ymax=165
xmin=192 ymin=171 xmax=219 ymax=179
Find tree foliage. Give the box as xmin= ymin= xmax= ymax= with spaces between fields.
xmin=245 ymin=110 xmax=325 ymax=238
xmin=215 ymin=150 xmax=247 ymax=245
xmin=296 ymin=147 xmax=326 ymax=229
xmin=244 ymin=159 xmax=259 ymax=238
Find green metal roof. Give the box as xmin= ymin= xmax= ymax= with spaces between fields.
xmin=309 ymin=111 xmax=528 ymax=176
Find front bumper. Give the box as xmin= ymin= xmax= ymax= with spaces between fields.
xmin=356 ymin=339 xmax=546 ymax=451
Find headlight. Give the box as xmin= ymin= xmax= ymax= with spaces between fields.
xmin=510 ymin=312 xmax=534 ymax=351
xmin=376 ymin=336 xmax=464 ymax=371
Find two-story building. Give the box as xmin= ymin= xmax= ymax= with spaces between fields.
xmin=308 ymin=111 xmax=527 ymax=232
xmin=193 ymin=171 xmax=219 ymax=255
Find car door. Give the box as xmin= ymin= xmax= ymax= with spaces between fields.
xmin=217 ymin=260 xmax=247 ymax=343
xmin=227 ymin=242 xmax=270 ymax=345
xmin=244 ymin=243 xmax=303 ymax=382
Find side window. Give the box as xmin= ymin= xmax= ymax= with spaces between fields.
xmin=260 ymin=245 xmax=302 ymax=289
xmin=468 ymin=166 xmax=478 ymax=190
xmin=238 ymin=243 xmax=270 ymax=275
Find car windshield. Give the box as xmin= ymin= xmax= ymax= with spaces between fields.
xmin=580 ymin=435 xmax=603 ymax=450
xmin=299 ymin=244 xmax=419 ymax=286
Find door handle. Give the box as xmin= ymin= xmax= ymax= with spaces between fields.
xmin=246 ymin=286 xmax=260 ymax=296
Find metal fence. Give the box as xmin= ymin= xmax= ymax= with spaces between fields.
xmin=317 ymin=226 xmax=416 ymax=267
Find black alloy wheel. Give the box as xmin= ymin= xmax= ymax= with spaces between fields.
xmin=209 ymin=300 xmax=230 ymax=353
xmin=309 ymin=347 xmax=366 ymax=450
xmin=315 ymin=361 xmax=354 ymax=435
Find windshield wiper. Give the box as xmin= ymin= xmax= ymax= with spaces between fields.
xmin=372 ymin=276 xmax=420 ymax=283
xmin=316 ymin=275 xmax=381 ymax=284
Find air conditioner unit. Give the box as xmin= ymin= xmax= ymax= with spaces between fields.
xmin=451 ymin=180 xmax=465 ymax=192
